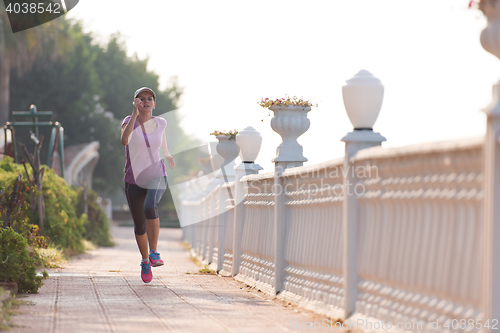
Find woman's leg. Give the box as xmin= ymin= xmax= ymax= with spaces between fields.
xmin=146 ymin=218 xmax=160 ymax=252
xmin=124 ymin=182 xmax=149 ymax=259
xmin=135 ymin=234 xmax=149 ymax=259
xmin=144 ymin=177 xmax=167 ymax=254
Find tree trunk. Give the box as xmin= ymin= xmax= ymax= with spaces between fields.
xmin=19 ymin=136 xmax=46 ymax=229
xmin=37 ymin=168 xmax=45 ymax=229
xmin=0 ymin=56 xmax=10 ymax=127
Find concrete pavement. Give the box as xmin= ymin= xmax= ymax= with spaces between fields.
xmin=8 ymin=225 xmax=344 ymax=333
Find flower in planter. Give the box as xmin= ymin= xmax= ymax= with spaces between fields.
xmin=210 ymin=130 xmax=238 ymax=140
xmin=258 ymin=95 xmax=318 ymax=110
xmin=258 ymin=95 xmax=317 ymax=121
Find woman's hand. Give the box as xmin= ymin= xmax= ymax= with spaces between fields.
xmin=165 ymin=155 xmax=175 ymax=170
xmin=132 ymin=98 xmax=142 ymax=118
xmin=121 ymin=99 xmax=142 ymax=146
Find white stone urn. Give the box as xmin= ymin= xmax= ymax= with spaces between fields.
xmin=269 ymin=105 xmax=311 ymax=164
xmin=216 ymin=135 xmax=240 ymax=167
xmin=235 ymin=126 xmax=262 ymax=163
xmin=209 ymin=141 xmax=224 ymax=172
xmin=480 ymin=2 xmax=500 ymax=59
xmin=342 ymin=70 xmax=384 ymax=130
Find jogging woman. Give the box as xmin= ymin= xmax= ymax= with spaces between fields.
xmin=120 ymin=87 xmax=175 ymax=283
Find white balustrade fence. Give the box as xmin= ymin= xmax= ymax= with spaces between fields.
xmin=178 ymin=63 xmax=500 ymax=332
xmin=180 ymin=134 xmax=490 ymax=333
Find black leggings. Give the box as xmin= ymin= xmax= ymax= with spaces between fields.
xmin=124 ymin=177 xmax=167 ymax=235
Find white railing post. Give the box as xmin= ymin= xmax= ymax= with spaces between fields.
xmin=200 ymin=141 xmax=221 ymax=263
xmin=231 ymin=162 xmax=262 ymax=276
xmin=480 ymin=5 xmax=500 ymax=328
xmin=179 ymin=182 xmax=188 ymax=241
xmin=270 ymin=105 xmax=312 ymax=294
xmin=341 ymin=70 xmax=386 ymax=318
xmin=482 ymin=82 xmax=500 ymax=331
xmin=205 ymin=184 xmax=216 ymax=263
xmin=273 ymin=162 xmax=286 ymax=294
xmin=232 ymin=127 xmax=263 ymax=276
xmin=214 ymin=135 xmax=239 ymax=271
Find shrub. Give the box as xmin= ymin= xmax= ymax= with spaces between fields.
xmin=29 ymin=167 xmax=86 ymax=254
xmin=75 ymin=188 xmax=114 ymax=247
xmin=0 ymin=156 xmax=86 ymax=254
xmin=0 ymin=228 xmax=48 ymax=293
xmin=0 ymin=173 xmax=47 ymax=249
xmin=0 ymin=156 xmax=114 ymax=254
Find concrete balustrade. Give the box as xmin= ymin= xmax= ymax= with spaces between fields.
xmin=178 ymin=69 xmax=498 ymax=333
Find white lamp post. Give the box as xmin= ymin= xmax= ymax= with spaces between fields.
xmin=236 ymin=126 xmax=263 ymax=163
xmin=342 ymin=70 xmax=384 ymax=130
xmin=341 ymin=69 xmax=386 ymax=318
xmin=231 ymin=126 xmax=263 ymax=276
xmin=480 ymin=3 xmax=500 ymax=330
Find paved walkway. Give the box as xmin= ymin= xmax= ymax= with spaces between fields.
xmin=8 ymin=226 xmax=343 ymax=333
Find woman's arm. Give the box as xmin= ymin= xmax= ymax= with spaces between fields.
xmin=120 ymin=120 xmax=134 ymax=145
xmin=121 ymin=99 xmax=141 ymax=146
xmin=162 ymin=131 xmax=175 ymax=169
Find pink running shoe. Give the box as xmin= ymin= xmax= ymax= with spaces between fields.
xmin=140 ymin=261 xmax=152 ymax=283
xmin=149 ymin=249 xmax=164 ymax=267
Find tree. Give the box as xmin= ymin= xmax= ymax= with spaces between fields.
xmin=0 ymin=4 xmax=70 ymax=127
xmin=9 ymin=19 xmax=203 ymax=204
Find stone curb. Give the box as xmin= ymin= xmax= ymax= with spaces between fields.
xmin=0 ymin=282 xmax=18 ymax=295
xmin=0 ymin=287 xmax=12 ymax=308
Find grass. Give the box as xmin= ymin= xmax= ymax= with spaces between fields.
xmin=179 ymin=241 xmax=190 ymax=249
xmin=36 ymin=247 xmax=67 ymax=268
xmin=197 ymin=266 xmax=216 ymax=275
xmin=83 ymin=240 xmax=97 ymax=251
xmin=0 ymin=287 xmax=20 ymax=330
xmin=0 ymin=287 xmax=9 ymax=330
xmin=185 ymin=252 xmax=217 ymax=275
xmin=37 ymin=239 xmax=97 ymax=269
xmin=0 ymin=292 xmax=30 ymax=330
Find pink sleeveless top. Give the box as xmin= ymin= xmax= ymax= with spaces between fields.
xmin=122 ymin=116 xmax=167 ymax=185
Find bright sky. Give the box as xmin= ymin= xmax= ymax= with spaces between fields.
xmin=67 ymin=0 xmax=499 ymax=172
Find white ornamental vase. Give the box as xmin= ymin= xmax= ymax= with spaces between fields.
xmin=235 ymin=126 xmax=262 ymax=163
xmin=209 ymin=141 xmax=224 ymax=172
xmin=480 ymin=2 xmax=500 ymax=59
xmin=342 ymin=70 xmax=384 ymax=130
xmin=269 ymin=105 xmax=311 ymax=164
xmin=216 ymin=135 xmax=240 ymax=167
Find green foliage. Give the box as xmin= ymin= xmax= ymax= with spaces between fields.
xmin=35 ymin=167 xmax=86 ymax=255
xmin=0 ymin=228 xmax=48 ymax=293
xmin=0 ymin=156 xmax=86 ymax=254
xmin=0 ymin=158 xmax=47 ymax=248
xmin=75 ymin=188 xmax=114 ymax=247
xmin=0 ymin=156 xmax=23 ymax=175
